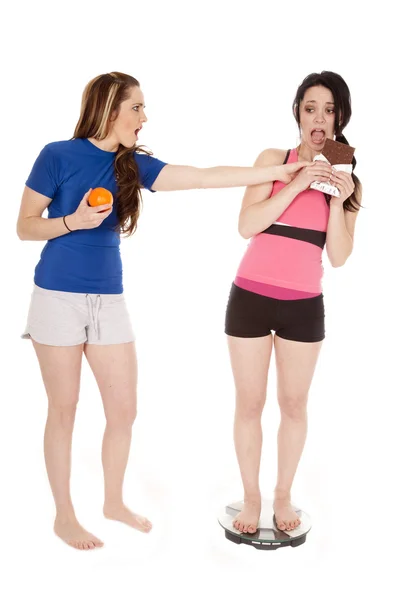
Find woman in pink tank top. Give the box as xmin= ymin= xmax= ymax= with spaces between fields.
xmin=225 ymin=71 xmax=362 ymax=534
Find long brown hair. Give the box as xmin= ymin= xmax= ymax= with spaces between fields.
xmin=73 ymin=71 xmax=151 ymax=236
xmin=293 ymin=71 xmax=362 ymax=212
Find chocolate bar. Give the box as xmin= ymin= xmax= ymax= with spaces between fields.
xmin=321 ymin=138 xmax=355 ymax=165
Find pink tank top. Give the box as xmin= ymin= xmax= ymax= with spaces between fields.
xmin=234 ymin=148 xmax=330 ymax=299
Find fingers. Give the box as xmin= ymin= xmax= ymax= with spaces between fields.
xmin=331 ymin=170 xmax=352 ymax=182
xmin=81 ymin=189 xmax=92 ymax=204
xmin=334 ymin=182 xmax=344 ymax=197
xmin=331 ymin=171 xmax=354 ymax=197
xmin=311 ymin=162 xmax=332 ymax=173
xmin=91 ymin=207 xmax=112 ymax=220
xmin=91 ymin=203 xmax=113 ymax=213
xmin=99 ymin=207 xmax=113 ymax=217
xmin=290 ymin=161 xmax=313 ymax=171
xmin=311 ymin=171 xmax=332 ymax=180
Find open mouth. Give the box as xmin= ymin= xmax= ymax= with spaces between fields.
xmin=311 ymin=128 xmax=325 ymax=144
xmin=135 ymin=127 xmax=142 ymax=136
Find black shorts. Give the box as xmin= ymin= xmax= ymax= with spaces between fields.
xmin=224 ymin=283 xmax=325 ymax=343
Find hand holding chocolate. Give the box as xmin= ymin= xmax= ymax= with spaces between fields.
xmin=310 ymin=138 xmax=356 ymax=197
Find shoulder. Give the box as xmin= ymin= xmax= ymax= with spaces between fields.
xmin=253 ymin=148 xmax=289 ymax=166
xmin=133 ymin=149 xmax=167 ymax=171
xmin=133 ymin=149 xmax=151 ymax=162
xmin=132 ymin=150 xmax=167 ymax=190
xmin=39 ymin=140 xmax=76 ymax=159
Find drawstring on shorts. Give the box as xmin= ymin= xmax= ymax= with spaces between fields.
xmin=86 ymin=294 xmax=101 ymax=340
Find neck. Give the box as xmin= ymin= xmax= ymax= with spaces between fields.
xmin=296 ymin=142 xmax=321 ymax=162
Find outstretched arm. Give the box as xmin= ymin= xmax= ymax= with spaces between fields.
xmin=151 ymin=159 xmax=310 ymax=192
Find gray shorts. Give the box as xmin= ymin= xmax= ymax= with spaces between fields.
xmin=21 ymin=285 xmax=136 ymax=346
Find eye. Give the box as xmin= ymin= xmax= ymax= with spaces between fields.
xmin=305 ymin=108 xmax=314 ymax=112
xmin=132 ymin=106 xmax=139 ymax=111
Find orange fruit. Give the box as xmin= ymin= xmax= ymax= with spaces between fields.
xmin=88 ymin=187 xmax=113 ymax=208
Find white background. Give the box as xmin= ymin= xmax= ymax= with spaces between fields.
xmin=1 ymin=0 xmax=399 ymax=597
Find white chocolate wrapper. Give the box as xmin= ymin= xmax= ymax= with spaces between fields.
xmin=310 ymin=154 xmax=353 ymax=197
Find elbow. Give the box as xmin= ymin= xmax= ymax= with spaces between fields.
xmin=330 ymin=256 xmax=349 ymax=268
xmin=238 ymin=223 xmax=252 ymax=239
xmin=238 ymin=215 xmax=253 ymax=239
xmin=16 ymin=224 xmax=26 ymax=240
xmin=328 ymin=246 xmax=353 ymax=268
xmin=17 ymin=220 xmax=30 ymax=240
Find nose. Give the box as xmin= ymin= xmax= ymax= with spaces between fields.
xmin=314 ymin=112 xmax=326 ymax=124
xmin=141 ymin=110 xmax=148 ymax=123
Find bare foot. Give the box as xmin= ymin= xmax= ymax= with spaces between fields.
xmin=103 ymin=503 xmax=152 ymax=533
xmin=232 ymin=498 xmax=261 ymax=534
xmin=273 ymin=495 xmax=301 ymax=531
xmin=54 ymin=517 xmax=104 ymax=550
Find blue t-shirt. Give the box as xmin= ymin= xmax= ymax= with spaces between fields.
xmin=25 ymin=138 xmax=167 ymax=294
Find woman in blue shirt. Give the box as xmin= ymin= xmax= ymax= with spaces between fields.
xmin=16 ymin=71 xmax=322 ymax=550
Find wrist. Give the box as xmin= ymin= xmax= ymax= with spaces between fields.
xmin=329 ymin=200 xmax=344 ymax=211
xmin=268 ymin=165 xmax=279 ymax=182
xmin=63 ymin=214 xmax=77 ymax=232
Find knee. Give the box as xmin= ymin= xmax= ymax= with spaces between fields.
xmin=106 ymin=399 xmax=137 ymax=428
xmin=236 ymin=393 xmax=265 ymax=420
xmin=47 ymin=397 xmax=79 ymax=426
xmin=278 ymin=394 xmax=308 ymax=421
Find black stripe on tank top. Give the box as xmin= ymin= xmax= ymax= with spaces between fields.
xmin=283 ymin=149 xmax=290 ymax=164
xmin=262 ymin=224 xmax=326 ymax=249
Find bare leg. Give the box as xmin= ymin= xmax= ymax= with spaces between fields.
xmin=32 ymin=341 xmax=103 ymax=550
xmin=84 ymin=342 xmax=151 ymax=533
xmin=227 ymin=335 xmax=273 ymax=534
xmin=273 ymin=336 xmax=323 ymax=531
